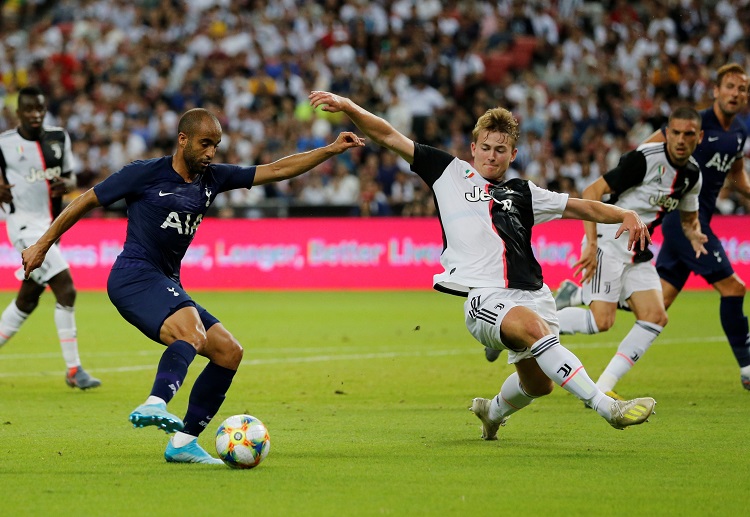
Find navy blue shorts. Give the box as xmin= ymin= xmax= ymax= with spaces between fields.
xmin=656 ymin=224 xmax=734 ymax=291
xmin=107 ymin=266 xmax=219 ymax=344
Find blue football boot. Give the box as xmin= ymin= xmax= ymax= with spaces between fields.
xmin=129 ymin=402 xmax=184 ymax=433
xmin=165 ymin=438 xmax=224 ymax=465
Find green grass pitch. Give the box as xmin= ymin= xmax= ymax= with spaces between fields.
xmin=0 ymin=290 xmax=747 ymax=516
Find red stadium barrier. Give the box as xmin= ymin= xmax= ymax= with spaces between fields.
xmin=0 ymin=217 xmax=748 ymax=291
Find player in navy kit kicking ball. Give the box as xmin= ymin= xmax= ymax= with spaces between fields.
xmin=21 ymin=108 xmax=364 ymax=463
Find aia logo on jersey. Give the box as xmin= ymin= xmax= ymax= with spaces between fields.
xmin=25 ymin=165 xmax=62 ymax=183
xmin=161 ymin=212 xmax=204 ymax=235
xmin=705 ymin=152 xmax=734 ymax=173
xmin=465 ymin=185 xmax=493 ymax=202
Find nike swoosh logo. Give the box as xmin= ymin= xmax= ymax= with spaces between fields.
xmin=707 ymin=136 xmax=719 ymax=142
xmin=159 ymin=191 xmax=175 ymax=196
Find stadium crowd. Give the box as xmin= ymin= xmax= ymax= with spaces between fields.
xmin=1 ymin=0 xmax=750 ymax=217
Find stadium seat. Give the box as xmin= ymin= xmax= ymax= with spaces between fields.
xmin=483 ymin=52 xmax=514 ymax=84
xmin=511 ymin=36 xmax=538 ymax=70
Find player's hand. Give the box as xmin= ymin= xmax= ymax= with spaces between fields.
xmin=309 ymin=91 xmax=349 ymax=113
xmin=0 ymin=183 xmax=14 ymax=208
xmin=572 ymin=243 xmax=598 ymax=284
xmin=328 ymin=131 xmax=365 ymax=154
xmin=21 ymin=243 xmax=46 ymax=280
xmin=615 ymin=210 xmax=650 ymax=251
xmin=689 ymin=231 xmax=709 ymax=258
xmin=49 ymin=179 xmax=67 ymax=198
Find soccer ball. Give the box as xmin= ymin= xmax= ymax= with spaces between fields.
xmin=215 ymin=414 xmax=270 ymax=469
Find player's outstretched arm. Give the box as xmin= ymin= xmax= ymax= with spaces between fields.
xmin=642 ymin=129 xmax=666 ymax=144
xmin=563 ymin=197 xmax=650 ymax=253
xmin=680 ymin=210 xmax=708 ymax=258
xmin=21 ymin=188 xmax=101 ymax=278
xmin=309 ymin=91 xmax=416 ymax=164
xmin=253 ymin=131 xmax=365 ymax=185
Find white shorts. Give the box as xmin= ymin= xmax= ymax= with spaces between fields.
xmin=464 ymin=285 xmax=559 ymax=364
xmin=582 ymin=246 xmax=661 ymax=305
xmin=9 ymin=230 xmax=69 ymax=285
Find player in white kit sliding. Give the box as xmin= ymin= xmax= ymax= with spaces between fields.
xmin=310 ymin=90 xmax=656 ymax=439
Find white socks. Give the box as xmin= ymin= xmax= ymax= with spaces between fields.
xmin=172 ymin=432 xmax=198 ymax=447
xmin=145 ymin=396 xmax=166 ymax=406
xmin=489 ymin=372 xmax=537 ymax=421
xmin=558 ymin=307 xmax=599 ymax=335
xmin=0 ymin=300 xmax=29 ymax=347
xmin=596 ymin=320 xmax=663 ymax=392
xmin=530 ymin=334 xmax=613 ymax=418
xmin=55 ymin=304 xmax=81 ymax=369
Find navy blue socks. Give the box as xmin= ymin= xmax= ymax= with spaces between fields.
xmin=720 ymin=296 xmax=750 ymax=367
xmin=182 ymin=362 xmax=236 ymax=436
xmin=150 ymin=340 xmax=197 ymax=402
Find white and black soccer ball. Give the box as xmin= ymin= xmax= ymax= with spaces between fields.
xmin=215 ymin=414 xmax=270 ymax=469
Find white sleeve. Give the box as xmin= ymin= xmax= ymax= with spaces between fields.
xmin=63 ymin=131 xmax=75 ymax=175
xmin=677 ymin=173 xmax=702 ymax=212
xmin=529 ymin=181 xmax=569 ymax=224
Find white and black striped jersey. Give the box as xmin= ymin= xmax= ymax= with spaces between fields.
xmin=597 ymin=141 xmax=701 ymax=263
xmin=0 ymin=126 xmax=74 ymax=234
xmin=410 ymin=143 xmax=568 ymax=296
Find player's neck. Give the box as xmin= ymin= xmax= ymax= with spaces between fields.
xmin=713 ymin=103 xmax=735 ymax=130
xmin=171 ymin=154 xmax=198 ymax=183
xmin=17 ymin=126 xmax=42 ymax=141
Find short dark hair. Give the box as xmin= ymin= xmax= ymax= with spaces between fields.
xmin=668 ymin=106 xmax=702 ymax=129
xmin=18 ymin=86 xmax=44 ymax=100
xmin=177 ymin=108 xmax=220 ymax=136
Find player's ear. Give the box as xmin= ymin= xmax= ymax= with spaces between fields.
xmin=698 ymin=129 xmax=704 ymax=143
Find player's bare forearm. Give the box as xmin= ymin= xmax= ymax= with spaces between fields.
xmin=562 ymin=197 xmax=627 ymax=224
xmin=642 ymin=129 xmax=666 ymax=144
xmin=23 ymin=188 xmax=100 ymax=261
xmin=680 ymin=210 xmax=708 ymax=258
xmin=727 ymin=159 xmax=750 ymax=199
xmin=563 ymin=198 xmax=649 ymax=251
xmin=253 ymin=132 xmax=364 ymax=185
xmin=309 ymin=91 xmax=415 ymax=163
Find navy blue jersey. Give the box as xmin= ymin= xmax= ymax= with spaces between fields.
xmin=94 ymin=156 xmax=256 ymax=280
xmin=663 ymin=107 xmax=747 ymax=228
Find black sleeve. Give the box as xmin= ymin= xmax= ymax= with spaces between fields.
xmin=410 ymin=142 xmax=455 ymax=187
xmin=602 ymin=149 xmax=648 ymax=194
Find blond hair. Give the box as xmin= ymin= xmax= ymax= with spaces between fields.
xmin=716 ymin=63 xmax=747 ymax=87
xmin=471 ymin=108 xmax=520 ymax=147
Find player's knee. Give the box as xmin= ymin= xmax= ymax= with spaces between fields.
xmin=650 ymin=311 xmax=668 ymax=328
xmin=212 ymin=336 xmax=243 ymax=369
xmin=15 ymin=297 xmax=39 ymax=314
xmin=524 ymin=314 xmax=553 ymax=342
xmin=592 ymin=313 xmax=615 ymax=332
xmin=227 ymin=339 xmax=244 ymax=369
xmin=55 ymin=284 xmax=77 ymax=307
xmin=499 ymin=307 xmax=551 ymax=348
